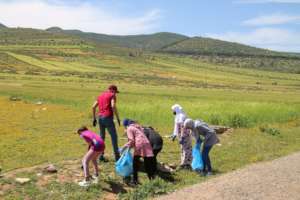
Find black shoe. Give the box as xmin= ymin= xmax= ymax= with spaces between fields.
xmin=132 ymin=180 xmax=140 ymax=186
xmin=115 ymin=153 xmax=120 ymax=162
xmin=123 ymin=176 xmax=132 ymax=185
xmin=178 ymin=164 xmax=191 ymax=170
xmin=99 ymin=156 xmax=109 ymax=162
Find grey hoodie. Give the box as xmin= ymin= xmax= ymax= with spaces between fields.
xmin=193 ymin=119 xmax=219 ymax=147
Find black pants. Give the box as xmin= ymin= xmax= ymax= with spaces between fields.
xmin=133 ymin=155 xmax=156 ymax=183
xmin=153 ymin=148 xmax=162 ymax=172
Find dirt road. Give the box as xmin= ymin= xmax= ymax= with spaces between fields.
xmin=156 ymin=152 xmax=300 ymax=200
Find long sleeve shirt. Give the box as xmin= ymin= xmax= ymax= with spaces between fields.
xmin=192 ymin=119 xmax=219 ymax=147
xmin=173 ymin=113 xmax=187 ymax=137
xmin=124 ymin=124 xmax=154 ymax=157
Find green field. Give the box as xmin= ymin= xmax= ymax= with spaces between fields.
xmin=0 ymin=28 xmax=300 ymax=199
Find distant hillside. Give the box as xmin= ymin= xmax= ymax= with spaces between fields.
xmin=0 ymin=23 xmax=7 ymax=29
xmin=0 ymin=27 xmax=86 ymax=46
xmin=46 ymin=27 xmax=188 ymax=50
xmin=160 ymin=36 xmax=298 ymax=58
xmin=158 ymin=36 xmax=300 ymax=73
xmin=45 ymin=27 xmax=64 ymax=33
xmin=0 ymin=26 xmax=299 ymax=73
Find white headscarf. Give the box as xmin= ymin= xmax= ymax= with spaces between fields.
xmin=171 ymin=104 xmax=187 ymax=136
xmin=171 ymin=104 xmax=186 ymax=122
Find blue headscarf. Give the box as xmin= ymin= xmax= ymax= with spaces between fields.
xmin=122 ymin=118 xmax=135 ymax=127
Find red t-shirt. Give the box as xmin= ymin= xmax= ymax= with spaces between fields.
xmin=97 ymin=91 xmax=116 ymax=117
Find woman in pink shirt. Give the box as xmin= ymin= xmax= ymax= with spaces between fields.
xmin=77 ymin=126 xmax=105 ymax=187
xmin=122 ymin=121 xmax=156 ymax=185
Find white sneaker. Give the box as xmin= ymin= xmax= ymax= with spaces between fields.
xmin=91 ymin=175 xmax=99 ymax=184
xmin=206 ymin=172 xmax=213 ymax=176
xmin=78 ymin=180 xmax=91 ymax=187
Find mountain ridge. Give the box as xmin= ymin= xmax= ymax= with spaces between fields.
xmin=44 ymin=26 xmax=300 ymax=57
xmin=46 ymin=27 xmax=189 ymax=50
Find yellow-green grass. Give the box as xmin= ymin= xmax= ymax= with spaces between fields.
xmin=6 ymin=52 xmax=104 ymax=72
xmin=148 ymin=55 xmax=300 ymax=89
xmin=0 ymin=71 xmax=300 ymax=171
xmin=0 ymin=45 xmax=92 ymax=50
xmin=0 ymin=94 xmax=300 ymax=199
xmin=7 ymin=52 xmax=61 ymax=71
xmin=0 ymin=44 xmax=300 ymax=199
xmin=1 ymin=44 xmax=300 ymax=94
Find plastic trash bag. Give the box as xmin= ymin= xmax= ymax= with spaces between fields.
xmin=115 ymin=147 xmax=133 ymax=177
xmin=191 ymin=141 xmax=203 ymax=171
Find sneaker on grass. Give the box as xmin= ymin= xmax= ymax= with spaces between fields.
xmin=91 ymin=175 xmax=99 ymax=184
xmin=78 ymin=180 xmax=91 ymax=187
xmin=206 ymin=171 xmax=213 ymax=176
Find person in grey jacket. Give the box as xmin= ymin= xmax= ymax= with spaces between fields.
xmin=183 ymin=118 xmax=219 ymax=176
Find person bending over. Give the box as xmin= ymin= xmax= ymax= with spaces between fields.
xmin=184 ymin=118 xmax=219 ymax=176
xmin=122 ymin=121 xmax=156 ymax=185
xmin=77 ymin=126 xmax=105 ymax=187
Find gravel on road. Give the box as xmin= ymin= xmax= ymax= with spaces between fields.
xmin=156 ymin=152 xmax=300 ymax=200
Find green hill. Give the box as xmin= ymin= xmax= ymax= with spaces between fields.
xmin=0 ymin=23 xmax=7 ymax=29
xmin=0 ymin=26 xmax=300 ymax=73
xmin=46 ymin=27 xmax=188 ymax=50
xmin=159 ymin=36 xmax=300 ymax=73
xmin=0 ymin=27 xmax=86 ymax=46
xmin=160 ymin=36 xmax=296 ymax=58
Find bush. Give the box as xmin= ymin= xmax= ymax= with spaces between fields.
xmin=259 ymin=126 xmax=281 ymax=136
xmin=118 ymin=178 xmax=172 ymax=200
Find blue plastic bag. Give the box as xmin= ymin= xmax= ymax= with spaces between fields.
xmin=191 ymin=141 xmax=203 ymax=171
xmin=115 ymin=148 xmax=133 ymax=177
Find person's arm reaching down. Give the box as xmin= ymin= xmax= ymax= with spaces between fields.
xmin=111 ymin=98 xmax=120 ymax=126
xmin=171 ymin=122 xmax=179 ymax=141
xmin=124 ymin=127 xmax=135 ymax=148
xmin=92 ymin=101 xmax=98 ymax=127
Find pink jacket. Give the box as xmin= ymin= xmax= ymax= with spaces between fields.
xmin=125 ymin=124 xmax=154 ymax=157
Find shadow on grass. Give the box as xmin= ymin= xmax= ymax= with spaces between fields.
xmin=103 ymin=180 xmax=127 ymax=194
xmin=157 ymin=171 xmax=176 ymax=182
xmin=212 ymin=169 xmax=222 ymax=175
xmin=137 ymin=160 xmax=176 ymax=183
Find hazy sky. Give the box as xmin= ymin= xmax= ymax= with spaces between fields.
xmin=0 ymin=0 xmax=300 ymax=52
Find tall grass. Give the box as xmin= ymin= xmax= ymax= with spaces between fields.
xmin=0 ymin=73 xmax=299 ymax=130
xmin=120 ymin=100 xmax=300 ymax=129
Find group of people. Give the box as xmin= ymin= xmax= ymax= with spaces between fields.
xmin=171 ymin=104 xmax=219 ymax=175
xmin=76 ymin=85 xmax=219 ymax=187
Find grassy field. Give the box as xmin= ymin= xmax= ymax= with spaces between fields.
xmin=0 ymin=42 xmax=300 ymax=199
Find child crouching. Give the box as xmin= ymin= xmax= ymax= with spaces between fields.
xmin=77 ymin=126 xmax=105 ymax=187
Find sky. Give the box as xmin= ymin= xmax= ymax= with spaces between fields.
xmin=0 ymin=0 xmax=299 ymax=52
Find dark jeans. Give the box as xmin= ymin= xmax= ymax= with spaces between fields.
xmin=98 ymin=116 xmax=120 ymax=161
xmin=133 ymin=156 xmax=156 ymax=183
xmin=202 ymin=145 xmax=213 ymax=172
